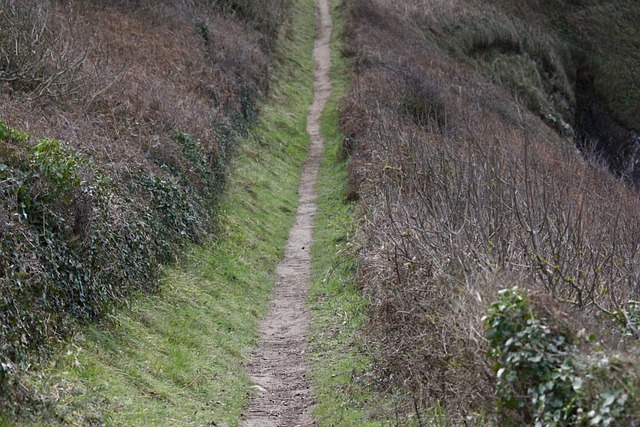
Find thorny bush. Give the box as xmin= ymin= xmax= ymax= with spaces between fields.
xmin=0 ymin=0 xmax=292 ymax=413
xmin=0 ymin=0 xmax=90 ymax=100
xmin=340 ymin=0 xmax=640 ymax=423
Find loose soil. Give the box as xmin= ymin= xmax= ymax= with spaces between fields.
xmin=241 ymin=0 xmax=332 ymax=426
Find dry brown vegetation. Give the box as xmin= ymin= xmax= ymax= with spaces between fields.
xmin=2 ymin=0 xmax=271 ymax=175
xmin=340 ymin=0 xmax=640 ymax=423
xmin=0 ymin=0 xmax=290 ymax=411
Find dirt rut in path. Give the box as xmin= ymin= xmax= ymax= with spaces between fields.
xmin=241 ymin=1 xmax=332 ymax=426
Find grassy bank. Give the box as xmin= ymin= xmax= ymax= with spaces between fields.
xmin=0 ymin=2 xmax=291 ymax=402
xmin=7 ymin=0 xmax=318 ymax=425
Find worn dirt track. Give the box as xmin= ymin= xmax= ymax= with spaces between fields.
xmin=241 ymin=0 xmax=332 ymax=426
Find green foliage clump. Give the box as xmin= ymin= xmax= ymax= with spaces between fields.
xmin=29 ymin=138 xmax=82 ymax=202
xmin=485 ymin=288 xmax=640 ymax=426
xmin=0 ymin=120 xmax=232 ymax=411
xmin=0 ymin=121 xmax=28 ymax=142
xmin=485 ymin=288 xmax=578 ymax=425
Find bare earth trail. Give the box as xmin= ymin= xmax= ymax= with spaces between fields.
xmin=241 ymin=0 xmax=332 ymax=426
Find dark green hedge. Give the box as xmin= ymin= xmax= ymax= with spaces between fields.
xmin=0 ymin=121 xmax=228 ymax=406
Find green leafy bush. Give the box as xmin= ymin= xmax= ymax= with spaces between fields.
xmin=29 ymin=138 xmax=82 ymax=202
xmin=485 ymin=288 xmax=578 ymax=425
xmin=485 ymin=288 xmax=640 ymax=426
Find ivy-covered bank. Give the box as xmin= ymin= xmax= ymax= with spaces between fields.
xmin=0 ymin=1 xmax=293 ymax=411
xmin=0 ymin=119 xmax=228 ymax=407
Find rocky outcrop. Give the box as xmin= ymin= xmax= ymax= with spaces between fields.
xmin=574 ymin=68 xmax=640 ymax=183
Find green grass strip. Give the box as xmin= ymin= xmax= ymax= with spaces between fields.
xmin=12 ymin=0 xmax=318 ymax=425
xmin=307 ymin=2 xmax=396 ymax=425
xmin=308 ymin=4 xmax=487 ymax=426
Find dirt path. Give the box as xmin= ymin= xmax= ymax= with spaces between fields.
xmin=241 ymin=1 xmax=332 ymax=426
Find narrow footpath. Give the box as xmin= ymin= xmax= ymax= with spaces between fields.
xmin=241 ymin=0 xmax=332 ymax=426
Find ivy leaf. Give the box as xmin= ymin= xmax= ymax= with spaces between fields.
xmin=603 ymin=392 xmax=616 ymax=407
xmin=572 ymin=376 xmax=583 ymax=391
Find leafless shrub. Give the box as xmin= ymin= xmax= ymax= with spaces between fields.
xmin=341 ymin=0 xmax=640 ymax=421
xmin=186 ymin=0 xmax=292 ymax=50
xmin=0 ymin=0 xmax=93 ymax=100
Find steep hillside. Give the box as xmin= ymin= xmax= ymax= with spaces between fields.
xmin=394 ymin=0 xmax=640 ymax=181
xmin=339 ymin=0 xmax=640 ymax=424
xmin=0 ymin=0 xmax=290 ymax=411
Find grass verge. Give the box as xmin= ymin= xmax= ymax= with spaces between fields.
xmin=307 ymin=2 xmax=395 ymax=425
xmin=8 ymin=0 xmax=318 ymax=425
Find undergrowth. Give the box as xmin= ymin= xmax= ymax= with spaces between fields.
xmin=0 ymin=0 xmax=295 ymax=416
xmin=339 ymin=0 xmax=640 ymax=424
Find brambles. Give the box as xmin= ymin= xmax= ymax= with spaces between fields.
xmin=0 ymin=0 xmax=90 ymax=100
xmin=340 ymin=0 xmax=640 ymax=423
xmin=0 ymin=0 xmax=291 ymax=414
